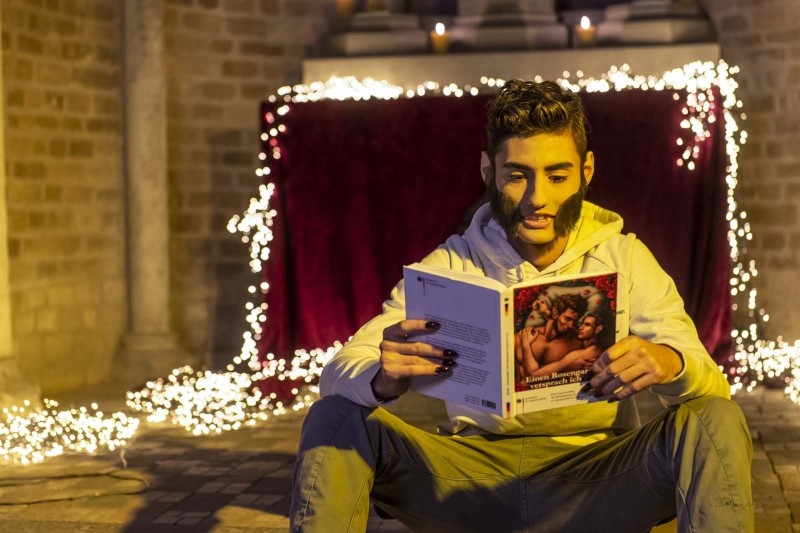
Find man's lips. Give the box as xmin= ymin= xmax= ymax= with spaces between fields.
xmin=521 ymin=213 xmax=554 ymax=229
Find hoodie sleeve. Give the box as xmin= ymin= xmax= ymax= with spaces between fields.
xmin=627 ymin=239 xmax=731 ymax=405
xmin=319 ymin=247 xmax=456 ymax=406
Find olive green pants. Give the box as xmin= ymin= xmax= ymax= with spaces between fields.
xmin=290 ymin=395 xmax=753 ymax=532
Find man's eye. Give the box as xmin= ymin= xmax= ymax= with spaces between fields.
xmin=549 ymin=175 xmax=568 ymax=183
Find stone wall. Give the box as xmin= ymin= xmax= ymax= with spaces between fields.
xmin=3 ymin=0 xmax=799 ymax=395
xmin=701 ymin=0 xmax=800 ymax=340
xmin=2 ymin=0 xmax=126 ymax=394
xmin=162 ymin=0 xmax=329 ymax=366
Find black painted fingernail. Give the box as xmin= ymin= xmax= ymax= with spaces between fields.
xmin=443 ymin=358 xmax=457 ymax=367
xmin=579 ymin=383 xmax=592 ymax=394
xmin=607 ymin=395 xmax=620 ymax=403
xmin=443 ymin=349 xmax=458 ymax=358
xmin=435 ymin=366 xmax=451 ymax=375
xmin=593 ymin=389 xmax=605 ymax=398
xmin=426 ymin=321 xmax=440 ymax=330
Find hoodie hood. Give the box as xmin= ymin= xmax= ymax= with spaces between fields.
xmin=464 ymin=201 xmax=624 ymax=284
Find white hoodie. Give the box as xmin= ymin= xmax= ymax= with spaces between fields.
xmin=320 ymin=202 xmax=730 ymax=440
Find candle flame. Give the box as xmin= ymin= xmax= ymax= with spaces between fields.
xmin=435 ymin=22 xmax=445 ymax=36
xmin=580 ymin=16 xmax=591 ymax=30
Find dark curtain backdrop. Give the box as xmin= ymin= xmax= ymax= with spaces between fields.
xmin=259 ymin=90 xmax=731 ymax=393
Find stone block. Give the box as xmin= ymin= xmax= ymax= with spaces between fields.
xmin=36 ymin=61 xmax=71 ymax=84
xmin=8 ymin=183 xmax=43 ymax=204
xmin=64 ymin=91 xmax=92 ymax=113
xmin=36 ymin=307 xmax=59 ymax=333
xmin=17 ymin=34 xmax=43 ymax=55
xmin=49 ymin=139 xmax=67 ymax=157
xmin=259 ymin=0 xmax=279 ymax=15
xmin=44 ymin=332 xmax=75 ymax=360
xmin=763 ymin=232 xmax=786 ymax=250
xmin=199 ymin=81 xmax=236 ymax=101
xmin=69 ymin=140 xmax=94 ymax=158
xmin=222 ymin=60 xmax=258 ymax=78
xmin=62 ymin=117 xmax=83 ymax=131
xmin=239 ymin=41 xmax=283 ymax=56
xmin=286 ymin=1 xmax=312 ymax=18
xmin=226 ymin=15 xmax=269 ymax=36
xmin=35 ymin=114 xmax=59 ymax=130
xmin=720 ymin=14 xmax=748 ymax=32
xmin=184 ymin=12 xmax=224 ymax=33
xmin=73 ymin=67 xmax=119 ymax=90
xmin=223 ymin=0 xmax=256 ymax=13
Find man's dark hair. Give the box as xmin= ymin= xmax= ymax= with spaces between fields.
xmin=583 ymin=312 xmax=602 ymax=327
xmin=553 ymin=294 xmax=588 ymax=318
xmin=485 ymin=80 xmax=589 ymax=167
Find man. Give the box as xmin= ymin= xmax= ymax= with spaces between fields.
xmin=291 ymin=80 xmax=753 ymax=532
xmin=528 ymin=312 xmax=606 ymax=378
xmin=515 ymin=293 xmax=586 ymax=379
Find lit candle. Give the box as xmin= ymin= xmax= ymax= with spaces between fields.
xmin=430 ymin=22 xmax=449 ymax=54
xmin=575 ymin=16 xmax=597 ymax=48
xmin=336 ymin=0 xmax=355 ymax=17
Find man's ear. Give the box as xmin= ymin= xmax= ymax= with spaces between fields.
xmin=480 ymin=151 xmax=493 ymax=186
xmin=596 ymin=324 xmax=603 ymax=334
xmin=583 ymin=151 xmax=595 ymax=186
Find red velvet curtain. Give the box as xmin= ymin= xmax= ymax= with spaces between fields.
xmin=259 ymin=90 xmax=731 ymax=388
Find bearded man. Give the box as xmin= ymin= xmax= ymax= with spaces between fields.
xmin=290 ymin=80 xmax=753 ymax=533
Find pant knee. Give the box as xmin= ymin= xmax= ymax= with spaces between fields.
xmin=299 ymin=395 xmax=373 ymax=450
xmin=674 ymin=396 xmax=752 ymax=455
xmin=681 ymin=396 xmax=746 ymax=427
xmin=306 ymin=394 xmax=364 ymax=422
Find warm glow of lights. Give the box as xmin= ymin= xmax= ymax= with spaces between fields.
xmin=580 ymin=16 xmax=591 ymax=30
xmin=7 ymin=64 xmax=797 ymax=465
xmin=435 ymin=22 xmax=445 ymax=36
xmin=0 ymin=400 xmax=138 ymax=465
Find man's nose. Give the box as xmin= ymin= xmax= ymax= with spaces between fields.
xmin=525 ymin=179 xmax=548 ymax=208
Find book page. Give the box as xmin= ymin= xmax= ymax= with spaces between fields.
xmin=403 ymin=265 xmax=506 ymax=417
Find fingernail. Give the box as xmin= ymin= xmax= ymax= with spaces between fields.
xmin=426 ymin=321 xmax=441 ymax=330
xmin=579 ymin=383 xmax=592 ymax=394
xmin=593 ymin=389 xmax=605 ymax=398
xmin=435 ymin=366 xmax=451 ymax=375
xmin=443 ymin=358 xmax=457 ymax=367
xmin=443 ymin=349 xmax=459 ymax=358
xmin=607 ymin=395 xmax=620 ymax=403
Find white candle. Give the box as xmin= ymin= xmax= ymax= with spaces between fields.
xmin=575 ymin=16 xmax=597 ymax=47
xmin=430 ymin=22 xmax=450 ymax=54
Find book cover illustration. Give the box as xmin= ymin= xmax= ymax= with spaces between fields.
xmin=513 ymin=273 xmax=618 ymax=393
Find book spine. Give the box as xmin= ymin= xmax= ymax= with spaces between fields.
xmin=501 ymin=291 xmax=515 ymax=418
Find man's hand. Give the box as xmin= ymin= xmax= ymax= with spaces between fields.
xmin=514 ymin=327 xmax=540 ymax=375
xmin=370 ymin=319 xmax=458 ymax=401
xmin=580 ymin=336 xmax=684 ymax=401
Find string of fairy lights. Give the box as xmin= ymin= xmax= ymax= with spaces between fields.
xmin=3 ymin=61 xmax=800 ymax=465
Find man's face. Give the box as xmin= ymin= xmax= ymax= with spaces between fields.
xmin=489 ymin=133 xmax=593 ymax=250
xmin=554 ymin=308 xmax=579 ymax=336
xmin=578 ymin=315 xmax=598 ymax=340
xmin=533 ymin=295 xmax=551 ymax=318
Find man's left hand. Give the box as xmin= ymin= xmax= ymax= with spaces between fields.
xmin=581 ymin=336 xmax=684 ymax=401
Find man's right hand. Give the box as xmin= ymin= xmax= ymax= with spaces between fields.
xmin=370 ymin=319 xmax=458 ymax=401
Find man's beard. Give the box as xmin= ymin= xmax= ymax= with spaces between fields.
xmin=488 ymin=175 xmax=588 ymax=251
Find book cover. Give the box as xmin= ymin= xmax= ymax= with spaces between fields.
xmin=511 ymin=273 xmax=620 ymax=414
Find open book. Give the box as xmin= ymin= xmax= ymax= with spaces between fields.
xmin=403 ymin=263 xmax=627 ymax=418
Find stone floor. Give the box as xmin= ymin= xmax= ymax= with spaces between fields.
xmin=0 ymin=384 xmax=796 ymax=532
